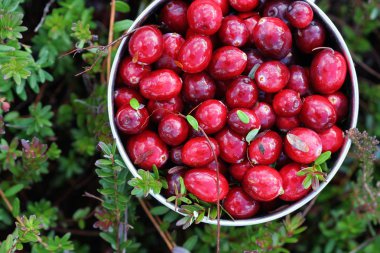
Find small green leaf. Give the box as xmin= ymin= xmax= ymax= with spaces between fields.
xmin=4 ymin=184 xmax=24 ymax=197
xmin=246 ymin=127 xmax=260 ymax=144
xmin=314 ymin=151 xmax=331 ymax=165
xmin=150 ymin=206 xmax=170 ymax=215
xmin=302 ymin=174 xmax=312 ymax=189
xmin=115 ymin=1 xmax=130 ymax=13
xmin=114 ymin=19 xmax=133 ymax=33
xmin=237 ymin=110 xmax=250 ymax=124
xmin=183 ymin=235 xmax=198 ymax=251
xmin=186 ymin=115 xmax=199 ymax=131
xmin=179 ymin=176 xmax=186 ymax=195
xmin=129 ymin=98 xmax=140 ymax=110
xmin=12 ymin=198 xmax=20 ymax=217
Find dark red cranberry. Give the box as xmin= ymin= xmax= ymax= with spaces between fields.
xmin=318 ymin=125 xmax=344 ymax=153
xmin=300 ymin=95 xmax=337 ymax=132
xmin=195 ymin=99 xmax=228 ymax=134
xmin=119 ymin=57 xmax=151 ymax=88
xmin=182 ymin=72 xmax=216 ymax=104
xmin=187 ymin=0 xmax=223 ymax=36
xmin=254 ymin=61 xmax=290 ymax=93
xmin=284 ymin=127 xmax=322 ymax=164
xmin=158 ymin=114 xmax=189 ymax=146
xmin=128 ymin=26 xmax=163 ymax=65
xmin=147 ymin=96 xmax=184 ymax=122
xmin=223 ymin=187 xmax=260 ymax=219
xmin=252 ymin=102 xmax=276 ymax=129
xmin=127 ymin=130 xmax=168 ymax=170
xmin=286 ymin=1 xmax=313 ymax=28
xmin=229 ymin=0 xmax=259 ymax=12
xmin=155 ymin=33 xmax=185 ymax=73
xmin=262 ymin=0 xmax=290 ymax=23
xmin=239 ymin=13 xmax=261 ymax=45
xmin=228 ymin=108 xmax=260 ymax=135
xmin=166 ymin=169 xmax=186 ymax=196
xmin=279 ymin=163 xmax=311 ymax=201
xmin=210 ymin=0 xmax=230 ymax=15
xmin=182 ymin=137 xmax=219 ymax=167
xmin=155 ymin=54 xmax=182 ymax=74
xmin=160 ymin=0 xmax=189 ymax=34
xmin=209 ymin=46 xmax=247 ymax=80
xmin=215 ymin=128 xmax=247 ymax=163
xmin=226 ymin=76 xmax=259 ymax=108
xmin=253 ymin=17 xmax=292 ymax=59
xmin=205 ymin=159 xmax=227 ymax=174
xmin=242 ymin=165 xmax=284 ymax=201
xmin=229 ymin=160 xmax=251 ymax=181
xmin=325 ymin=92 xmax=348 ymax=121
xmin=248 ymin=130 xmax=282 ymax=165
xmin=272 ymin=89 xmax=302 ymax=117
xmin=243 ymin=49 xmax=265 ymax=75
xmin=295 ymin=21 xmax=326 ymax=54
xmin=276 ymin=116 xmax=300 ymax=132
xmin=218 ymin=16 xmax=249 ymax=47
xmin=114 ymin=88 xmax=145 ymax=108
xmin=310 ymin=49 xmax=347 ymax=94
xmin=177 ymin=35 xmax=213 ymax=73
xmin=115 ymin=105 xmax=149 ymax=135
xmin=280 ymin=50 xmax=296 ymax=66
xmin=170 ymin=146 xmax=183 ymax=164
xmin=286 ymin=65 xmax=311 ymax=96
xmin=276 ymin=151 xmax=291 ymax=168
xmin=184 ymin=168 xmax=229 ymax=203
xmin=140 ymin=69 xmax=182 ymax=100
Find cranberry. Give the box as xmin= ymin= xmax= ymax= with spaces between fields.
xmin=218 ymin=16 xmax=249 ymax=47
xmin=228 ymin=108 xmax=260 ymax=135
xmin=279 ymin=163 xmax=311 ymax=201
xmin=239 ymin=13 xmax=261 ymax=45
xmin=284 ymin=127 xmax=322 ymax=164
xmin=248 ymin=130 xmax=282 ymax=165
xmin=177 ymin=35 xmax=213 ymax=73
xmin=229 ymin=0 xmax=259 ymax=12
xmin=299 ymin=95 xmax=337 ymax=132
xmin=184 ymin=168 xmax=229 ymax=203
xmin=166 ymin=169 xmax=186 ymax=196
xmin=128 ymin=26 xmax=163 ymax=65
xmin=182 ymin=137 xmax=219 ymax=167
xmin=295 ymin=21 xmax=326 ymax=54
xmin=158 ymin=114 xmax=189 ymax=146
xmin=310 ymin=49 xmax=347 ymax=94
xmin=155 ymin=33 xmax=185 ymax=73
xmin=170 ymin=145 xmax=183 ymax=164
xmin=226 ymin=76 xmax=259 ymax=108
xmin=140 ymin=69 xmax=182 ymax=100
xmin=187 ymin=0 xmax=223 ymax=36
xmin=147 ymin=96 xmax=184 ymax=122
xmin=272 ymin=89 xmax=302 ymax=117
xmin=119 ymin=57 xmax=151 ymax=88
xmin=325 ymin=92 xmax=348 ymax=121
xmin=127 ymin=130 xmax=168 ymax=170
xmin=286 ymin=65 xmax=311 ymax=96
xmin=252 ymin=102 xmax=276 ymax=129
xmin=223 ymin=187 xmax=260 ymax=219
xmin=243 ymin=49 xmax=265 ymax=75
xmin=286 ymin=1 xmax=313 ymax=28
xmin=242 ymin=165 xmax=283 ymax=201
xmin=280 ymin=50 xmax=296 ymax=66
xmin=114 ymin=88 xmax=145 ymax=108
xmin=215 ymin=128 xmax=247 ymax=163
xmin=276 ymin=116 xmax=300 ymax=132
xmin=210 ymin=0 xmax=230 ymax=15
xmin=195 ymin=99 xmax=228 ymax=134
xmin=254 ymin=61 xmax=290 ymax=93
xmin=209 ymin=46 xmax=247 ymax=80
xmin=160 ymin=0 xmax=189 ymax=34
xmin=182 ymin=72 xmax=216 ymax=104
xmin=229 ymin=160 xmax=251 ymax=181
xmin=205 ymin=159 xmax=228 ymax=174
xmin=115 ymin=105 xmax=149 ymax=135
xmin=262 ymin=0 xmax=290 ymax=23
xmin=318 ymin=125 xmax=344 ymax=153
xmin=253 ymin=17 xmax=292 ymax=59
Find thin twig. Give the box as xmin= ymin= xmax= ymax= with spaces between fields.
xmin=107 ymin=0 xmax=116 ymax=83
xmin=0 ymin=189 xmax=14 ymax=214
xmin=34 ymin=0 xmax=56 ymax=32
xmin=83 ymin=192 xmax=104 ymax=203
xmin=302 ymin=197 xmax=317 ymax=217
xmin=352 ymin=53 xmax=380 ymax=80
xmin=349 ymin=235 xmax=379 ymax=253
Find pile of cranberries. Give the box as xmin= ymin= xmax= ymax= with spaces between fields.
xmin=114 ymin=0 xmax=349 ymax=219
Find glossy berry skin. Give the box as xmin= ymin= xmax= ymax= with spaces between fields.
xmin=273 ymin=89 xmax=302 ymax=117
xmin=158 ymin=114 xmax=189 ymax=146
xmin=286 ymin=1 xmax=313 ymax=28
xmin=226 ymin=76 xmax=259 ymax=108
xmin=255 ymin=61 xmax=290 ymax=93
xmin=147 ymin=96 xmax=184 ymax=122
xmin=253 ymin=17 xmax=292 ymax=60
xmin=166 ymin=169 xmax=186 ymax=196
xmin=223 ymin=187 xmax=260 ymax=219
xmin=286 ymin=65 xmax=311 ymax=96
xmin=279 ymin=163 xmax=311 ymax=201
xmin=115 ymin=105 xmax=149 ymax=135
xmin=187 ymin=0 xmax=223 ymax=36
xmin=284 ymin=127 xmax=322 ymax=164
xmin=182 ymin=72 xmax=216 ymax=104
xmin=300 ymin=95 xmax=337 ymax=132
xmin=262 ymin=0 xmax=290 ymax=23
xmin=160 ymin=0 xmax=189 ymax=34
xmin=252 ymin=102 xmax=276 ymax=129
xmin=310 ymin=49 xmax=347 ymax=94
xmin=114 ymin=88 xmax=145 ymax=108
xmin=127 ymin=130 xmax=168 ymax=170
xmin=215 ymin=128 xmax=247 ymax=164
xmin=119 ymin=57 xmax=151 ymax=88
xmin=195 ymin=99 xmax=228 ymax=134
xmin=177 ymin=35 xmax=213 ymax=73
xmin=318 ymin=125 xmax=344 ymax=153
xmin=276 ymin=116 xmax=300 ymax=132
xmin=240 ymin=13 xmax=261 ymax=45
xmin=243 ymin=49 xmax=265 ymax=75
xmin=229 ymin=160 xmax=251 ymax=181
xmin=205 ymin=159 xmax=227 ymax=174
xmin=229 ymin=0 xmax=259 ymax=12
xmin=182 ymin=137 xmax=219 ymax=167
xmin=128 ymin=26 xmax=163 ymax=65
xmin=218 ymin=16 xmax=249 ymax=47
xmin=242 ymin=166 xmax=284 ymax=202
xmin=140 ymin=69 xmax=182 ymax=100
xmin=170 ymin=145 xmax=183 ymax=165
xmin=155 ymin=33 xmax=185 ymax=73
xmin=184 ymin=168 xmax=229 ymax=203
xmin=295 ymin=21 xmax=326 ymax=54
xmin=228 ymin=108 xmax=260 ymax=135
xmin=209 ymin=46 xmax=247 ymax=81
xmin=248 ymin=130 xmax=282 ymax=165
xmin=210 ymin=0 xmax=230 ymax=15
xmin=325 ymin=92 xmax=348 ymax=121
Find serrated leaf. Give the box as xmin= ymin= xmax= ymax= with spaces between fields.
xmin=287 ymin=133 xmax=309 ymax=152
xmin=186 ymin=115 xmax=199 ymax=131
xmin=237 ymin=110 xmax=250 ymax=124
xmin=246 ymin=127 xmax=260 ymax=144
xmin=130 ymin=98 xmax=140 ymax=110
xmin=314 ymin=151 xmax=331 ymax=165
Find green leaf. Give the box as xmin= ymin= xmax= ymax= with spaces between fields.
xmin=12 ymin=198 xmax=20 ymax=217
xmin=0 ymin=45 xmax=15 ymax=52
xmin=302 ymin=174 xmax=312 ymax=189
xmin=314 ymin=151 xmax=332 ymax=165
xmin=115 ymin=1 xmax=130 ymax=13
xmin=237 ymin=110 xmax=250 ymax=124
xmin=186 ymin=115 xmax=199 ymax=131
xmin=183 ymin=235 xmax=198 ymax=251
xmin=114 ymin=19 xmax=133 ymax=33
xmin=4 ymin=184 xmax=24 ymax=197
xmin=129 ymin=98 xmax=140 ymax=110
xmin=150 ymin=206 xmax=170 ymax=215
xmin=246 ymin=127 xmax=260 ymax=144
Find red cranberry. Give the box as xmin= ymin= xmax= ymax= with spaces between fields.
xmin=195 ymin=99 xmax=228 ymax=134
xmin=182 ymin=72 xmax=216 ymax=104
xmin=223 ymin=187 xmax=260 ymax=219
xmin=158 ymin=114 xmax=189 ymax=146
xmin=272 ymin=89 xmax=302 ymax=117
xmin=184 ymin=168 xmax=229 ymax=203
xmin=284 ymin=127 xmax=322 ymax=164
xmin=210 ymin=0 xmax=230 ymax=15
xmin=209 ymin=46 xmax=247 ymax=80
xmin=182 ymin=137 xmax=219 ymax=167
xmin=286 ymin=65 xmax=311 ymax=96
xmin=218 ymin=16 xmax=249 ymax=47
xmin=310 ymin=49 xmax=347 ymax=94
xmin=115 ymin=105 xmax=149 ymax=135
xmin=239 ymin=13 xmax=261 ymax=45
xmin=155 ymin=55 xmax=182 ymax=74
xmin=252 ymin=102 xmax=276 ymax=129
xmin=160 ymin=0 xmax=189 ymax=34
xmin=226 ymin=76 xmax=259 ymax=108
xmin=295 ymin=21 xmax=326 ymax=54
xmin=248 ymin=130 xmax=282 ymax=165
xmin=229 ymin=0 xmax=259 ymax=12
xmin=127 ymin=130 xmax=168 ymax=170
xmin=228 ymin=108 xmax=260 ymax=135
xmin=242 ymin=165 xmax=284 ymax=201
xmin=254 ymin=61 xmax=290 ymax=93
xmin=243 ymin=49 xmax=265 ymax=75
xmin=215 ymin=128 xmax=247 ymax=163
xmin=286 ymin=1 xmax=313 ymax=28
xmin=300 ymin=95 xmax=337 ymax=132
xmin=276 ymin=116 xmax=300 ymax=132
xmin=279 ymin=163 xmax=311 ymax=201
xmin=140 ymin=69 xmax=182 ymax=100
xmin=177 ymin=35 xmax=213 ymax=73
xmin=166 ymin=169 xmax=186 ymax=196
xmin=205 ymin=159 xmax=228 ymax=174
xmin=114 ymin=88 xmax=145 ymax=108
xmin=147 ymin=96 xmax=184 ymax=122
xmin=229 ymin=160 xmax=251 ymax=181
xmin=325 ymin=92 xmax=348 ymax=121
xmin=262 ymin=0 xmax=290 ymax=23
xmin=170 ymin=145 xmax=183 ymax=165
xmin=119 ymin=57 xmax=151 ymax=88
xmin=187 ymin=0 xmax=223 ymax=36
xmin=318 ymin=125 xmax=344 ymax=153
xmin=155 ymin=33 xmax=185 ymax=73
xmin=253 ymin=17 xmax=292 ymax=59
xmin=128 ymin=26 xmax=163 ymax=65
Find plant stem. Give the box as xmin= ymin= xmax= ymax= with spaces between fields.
xmin=107 ymin=0 xmax=116 ymax=83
